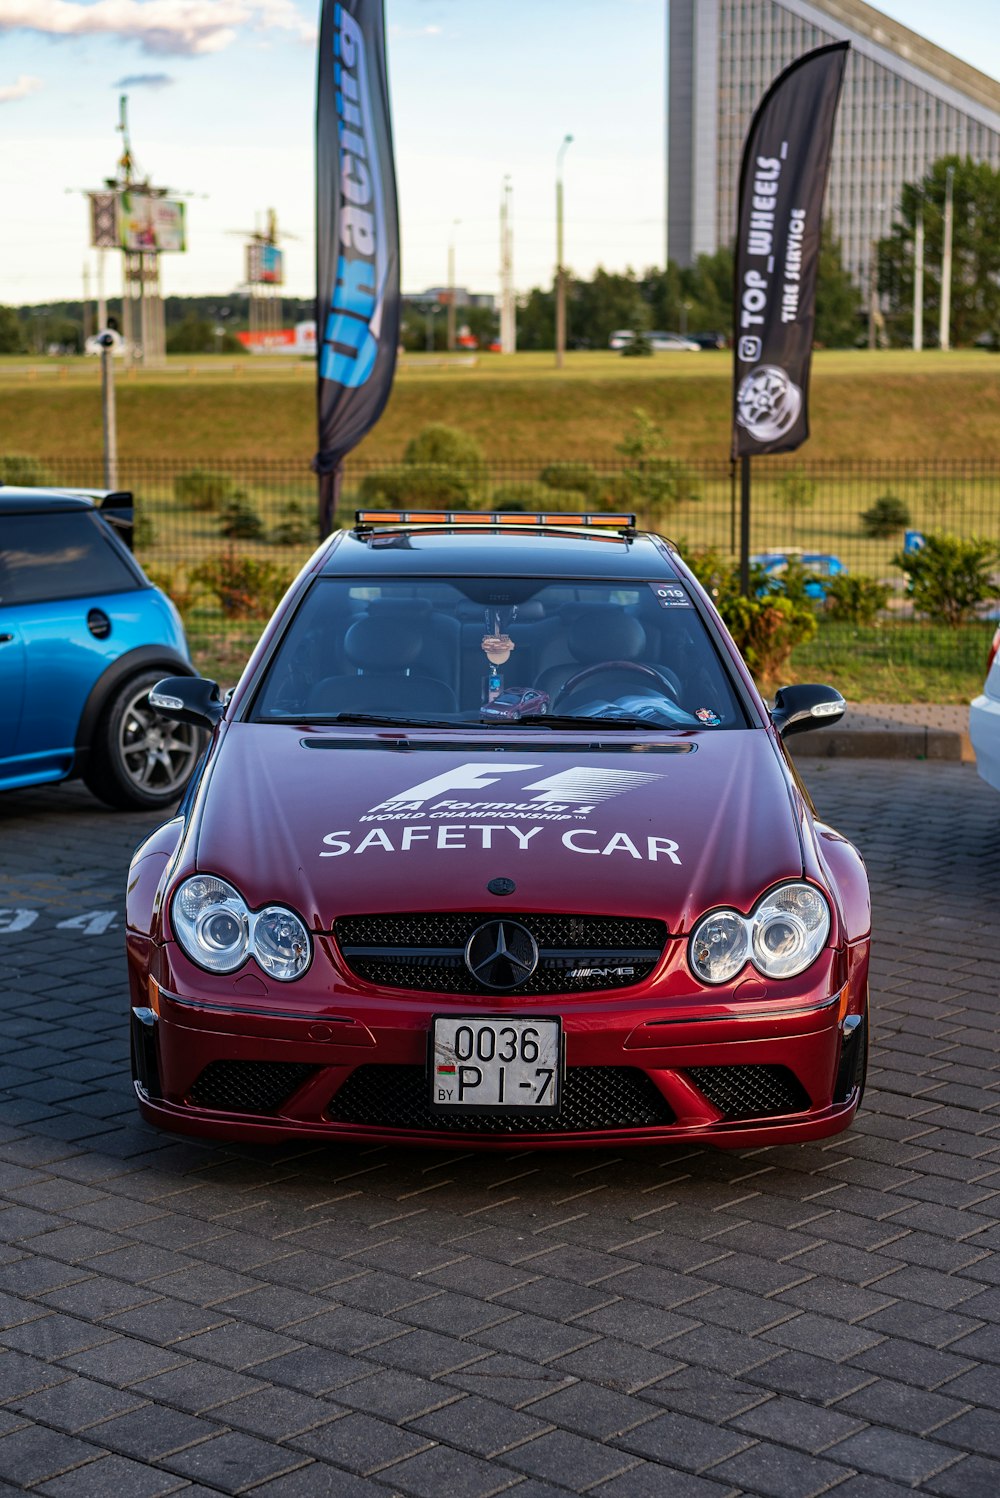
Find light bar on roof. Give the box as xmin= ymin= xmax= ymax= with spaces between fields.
xmin=354 ymin=509 xmax=636 ymax=530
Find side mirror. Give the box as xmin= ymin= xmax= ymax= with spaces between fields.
xmin=149 ymin=676 xmax=225 ymax=730
xmin=771 ymin=683 xmax=846 ymax=739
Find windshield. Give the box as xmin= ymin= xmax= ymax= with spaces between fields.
xmin=253 ymin=577 xmax=746 ymax=729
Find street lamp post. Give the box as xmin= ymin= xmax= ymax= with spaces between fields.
xmin=447 ymin=219 xmax=460 ymax=352
xmin=555 ymin=134 xmax=574 ymax=369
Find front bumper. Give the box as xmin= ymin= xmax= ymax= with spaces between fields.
xmin=128 ymin=938 xmax=869 ymax=1149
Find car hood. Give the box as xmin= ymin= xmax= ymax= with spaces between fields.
xmin=192 ymin=724 xmax=805 ymax=933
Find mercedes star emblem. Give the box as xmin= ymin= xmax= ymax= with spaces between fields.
xmin=465 ymin=920 xmax=539 ymax=990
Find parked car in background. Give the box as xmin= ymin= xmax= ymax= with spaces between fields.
xmin=751 ymin=550 xmax=847 ymax=601
xmin=688 ymin=331 xmax=728 ymax=350
xmin=130 ymin=507 xmax=869 ymax=1151
xmin=0 ymin=487 xmax=201 ymax=809
xmin=970 ymin=625 xmax=1000 ymax=792
xmin=608 ymin=330 xmax=701 ymax=353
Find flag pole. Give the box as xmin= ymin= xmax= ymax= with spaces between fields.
xmin=740 ymin=456 xmax=752 ymax=596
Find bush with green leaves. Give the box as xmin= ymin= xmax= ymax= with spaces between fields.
xmin=775 ymin=466 xmax=817 ymax=511
xmin=270 ymin=501 xmax=314 ymax=546
xmin=0 ymin=454 xmax=54 ymax=486
xmin=679 ymin=545 xmax=738 ymax=610
xmin=191 ymin=550 xmax=291 ymax=621
xmin=720 ymin=594 xmax=817 ymax=695
xmin=490 ymin=481 xmax=573 ymax=511
xmin=860 ymin=493 xmax=911 ymax=538
xmin=218 ymin=495 xmax=264 ymax=540
xmin=402 ymin=423 xmax=486 ymax=476
xmin=174 ymin=469 xmax=242 ymax=512
xmin=538 ymin=462 xmax=601 ymax=502
xmin=891 ymin=532 xmax=1000 ymax=627
xmin=357 ymin=466 xmax=474 ymax=507
xmin=825 ymin=574 xmax=891 ymax=625
xmin=620 ymin=331 xmax=653 ymax=357
xmin=611 ymin=407 xmax=700 ymax=514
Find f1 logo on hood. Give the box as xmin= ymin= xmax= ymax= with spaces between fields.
xmin=370 ymin=763 xmax=662 ymax=811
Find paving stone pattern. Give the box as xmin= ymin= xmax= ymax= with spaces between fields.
xmin=0 ymin=760 xmax=998 ymax=1497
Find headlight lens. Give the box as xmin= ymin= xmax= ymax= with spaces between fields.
xmin=253 ymin=906 xmax=312 ymax=982
xmin=689 ymin=883 xmax=830 ymax=985
xmin=173 ymin=876 xmax=249 ymax=974
xmin=689 ymin=911 xmax=749 ymax=985
xmin=172 ymin=878 xmax=311 ymax=981
xmin=751 ymin=884 xmax=830 ymax=979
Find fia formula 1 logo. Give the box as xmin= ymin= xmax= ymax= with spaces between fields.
xmin=369 ymin=762 xmax=662 ymax=814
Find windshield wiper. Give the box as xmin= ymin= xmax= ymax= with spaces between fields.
xmin=301 ymin=713 xmax=461 ymax=729
xmin=500 ymin=713 xmax=670 ymax=730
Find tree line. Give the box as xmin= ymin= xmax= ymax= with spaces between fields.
xmin=4 ymin=157 xmax=999 ymax=355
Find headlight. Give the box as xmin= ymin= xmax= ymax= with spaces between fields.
xmin=751 ymin=884 xmax=829 ymax=979
xmin=172 ymin=877 xmax=311 ymax=981
xmin=689 ymin=883 xmax=830 ymax=985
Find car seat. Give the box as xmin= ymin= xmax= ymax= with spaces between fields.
xmin=305 ymin=614 xmax=459 ymax=715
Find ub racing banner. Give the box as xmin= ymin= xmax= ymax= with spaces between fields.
xmin=732 ymin=42 xmax=848 ymax=458
xmin=316 ymin=0 xmax=400 ymax=530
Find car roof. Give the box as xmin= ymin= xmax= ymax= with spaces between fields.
xmin=0 ymin=487 xmax=122 ymax=516
xmin=323 ymin=521 xmax=680 ymax=580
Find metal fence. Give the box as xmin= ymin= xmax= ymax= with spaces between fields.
xmin=19 ymin=454 xmax=1000 ymax=685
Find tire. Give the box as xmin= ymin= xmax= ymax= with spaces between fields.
xmin=82 ymin=670 xmax=205 ymax=811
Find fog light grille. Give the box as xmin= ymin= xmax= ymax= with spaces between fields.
xmin=686 ymin=1064 xmax=810 ymax=1119
xmin=327 ymin=1065 xmax=674 ymax=1133
xmin=189 ymin=1061 xmax=318 ymax=1114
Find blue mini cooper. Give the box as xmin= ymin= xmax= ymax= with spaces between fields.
xmin=1 ymin=487 xmax=201 ymax=809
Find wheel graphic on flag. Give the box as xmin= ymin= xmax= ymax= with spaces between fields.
xmin=736 ymin=365 xmax=803 ymax=443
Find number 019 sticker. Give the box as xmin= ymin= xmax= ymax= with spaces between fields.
xmin=648 ymin=582 xmax=692 ymax=608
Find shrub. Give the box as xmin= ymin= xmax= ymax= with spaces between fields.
xmin=174 ymin=469 xmax=242 ymax=511
xmin=612 ymin=408 xmax=700 ymax=513
xmin=490 ymin=481 xmax=570 ymax=511
xmin=0 ymin=454 xmax=53 ymax=486
xmin=890 ymin=532 xmax=1000 ymax=627
xmin=538 ymin=462 xmax=601 ymax=502
xmin=679 ymin=545 xmax=738 ymax=610
xmin=861 ymin=493 xmax=911 ymax=538
xmin=191 ymin=550 xmax=291 ymax=620
xmin=620 ymin=331 xmax=653 ymax=357
xmin=720 ymin=594 xmax=817 ymax=695
xmin=825 ymin=574 xmax=891 ymax=625
xmin=357 ymin=465 xmax=475 ymax=506
xmin=218 ymin=495 xmax=264 ymax=540
xmin=775 ymin=466 xmax=817 ymax=511
xmin=132 ymin=509 xmax=156 ymax=550
xmin=403 ymin=423 xmax=486 ymax=476
xmin=270 ymin=501 xmax=315 ymax=546
xmin=143 ymin=564 xmax=203 ymax=619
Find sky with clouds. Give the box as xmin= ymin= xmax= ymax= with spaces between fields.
xmin=1 ymin=0 xmax=999 ymax=309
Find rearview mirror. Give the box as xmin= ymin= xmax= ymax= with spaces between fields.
xmin=149 ymin=676 xmax=225 ymax=730
xmin=771 ymin=683 xmax=846 ymax=739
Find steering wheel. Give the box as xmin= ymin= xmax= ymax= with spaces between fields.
xmin=553 ymin=660 xmax=682 ymax=708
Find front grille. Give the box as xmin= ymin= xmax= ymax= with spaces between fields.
xmin=189 ymin=1061 xmax=319 ymax=1114
xmin=334 ymin=913 xmax=667 ymax=996
xmin=686 ymin=1065 xmax=810 ymax=1119
xmin=327 ymin=1065 xmax=675 ymax=1133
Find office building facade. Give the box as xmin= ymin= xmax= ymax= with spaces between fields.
xmin=668 ymin=0 xmax=1000 ymax=292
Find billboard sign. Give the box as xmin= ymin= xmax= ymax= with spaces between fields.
xmin=119 ymin=192 xmax=187 ymax=254
xmin=247 ymin=242 xmax=285 ymax=286
xmin=732 ymin=42 xmax=848 ymax=457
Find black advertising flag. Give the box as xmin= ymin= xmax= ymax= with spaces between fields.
xmin=315 ymin=0 xmax=400 ymax=529
xmin=732 ymin=42 xmax=848 ymax=459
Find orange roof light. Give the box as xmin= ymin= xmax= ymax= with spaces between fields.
xmin=354 ymin=509 xmax=636 ymax=531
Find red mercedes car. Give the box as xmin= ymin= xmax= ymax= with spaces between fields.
xmin=128 ymin=510 xmax=870 ymax=1149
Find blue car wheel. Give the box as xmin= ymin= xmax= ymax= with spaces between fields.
xmin=82 ymin=669 xmax=204 ymax=810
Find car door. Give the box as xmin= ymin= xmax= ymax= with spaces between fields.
xmin=0 ymin=600 xmax=26 ymax=768
xmin=1 ymin=510 xmax=140 ymax=786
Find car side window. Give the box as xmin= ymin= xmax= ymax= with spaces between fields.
xmin=0 ymin=513 xmax=140 ymax=606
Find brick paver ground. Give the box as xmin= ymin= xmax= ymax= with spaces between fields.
xmin=0 ymin=758 xmax=998 ymax=1497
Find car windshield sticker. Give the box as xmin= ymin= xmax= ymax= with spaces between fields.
xmin=319 ymin=761 xmax=681 ymax=864
xmin=648 ymin=582 xmax=692 ymax=608
xmin=695 ymin=708 xmax=722 ymax=726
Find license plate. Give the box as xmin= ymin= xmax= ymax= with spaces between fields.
xmin=431 ymin=1016 xmax=561 ymax=1114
